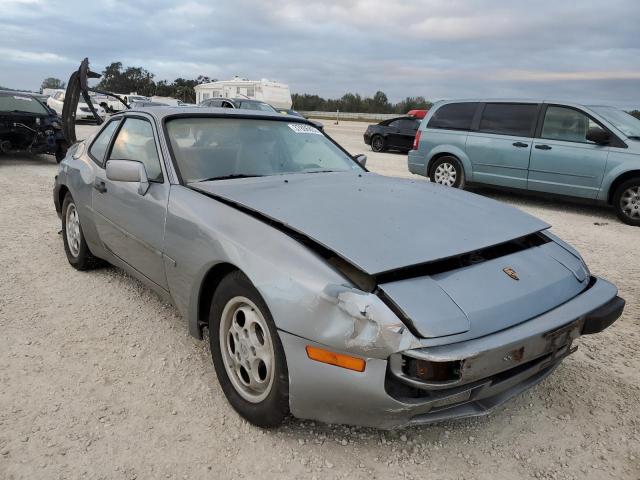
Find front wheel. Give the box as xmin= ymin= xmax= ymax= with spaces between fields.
xmin=430 ymin=156 xmax=465 ymax=188
xmin=370 ymin=135 xmax=386 ymax=152
xmin=613 ymin=178 xmax=640 ymax=226
xmin=209 ymin=270 xmax=290 ymax=428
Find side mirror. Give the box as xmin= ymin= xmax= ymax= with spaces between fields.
xmin=354 ymin=154 xmax=367 ymax=167
xmin=106 ymin=159 xmax=150 ymax=195
xmin=586 ymin=127 xmax=610 ymax=145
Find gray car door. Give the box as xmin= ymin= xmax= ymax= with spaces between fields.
xmin=91 ymin=115 xmax=170 ymax=290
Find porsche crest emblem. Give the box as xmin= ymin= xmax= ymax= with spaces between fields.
xmin=503 ymin=267 xmax=519 ymax=281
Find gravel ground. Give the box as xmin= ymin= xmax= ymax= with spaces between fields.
xmin=0 ymin=121 xmax=638 ymax=480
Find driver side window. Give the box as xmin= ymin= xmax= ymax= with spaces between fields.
xmin=542 ymin=106 xmax=603 ymax=144
xmin=109 ymin=118 xmax=163 ymax=182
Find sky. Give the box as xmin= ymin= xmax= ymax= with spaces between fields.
xmin=1 ymin=0 xmax=639 ymax=108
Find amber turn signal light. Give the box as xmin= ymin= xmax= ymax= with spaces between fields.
xmin=305 ymin=346 xmax=366 ymax=372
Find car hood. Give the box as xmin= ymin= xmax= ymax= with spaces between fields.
xmin=191 ymin=171 xmax=549 ymax=275
xmin=192 ymin=172 xmax=589 ymax=339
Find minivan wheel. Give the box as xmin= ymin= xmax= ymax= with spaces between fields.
xmin=371 ymin=135 xmax=385 ymax=152
xmin=613 ymin=178 xmax=640 ymax=226
xmin=430 ymin=156 xmax=465 ymax=188
xmin=209 ymin=270 xmax=290 ymax=428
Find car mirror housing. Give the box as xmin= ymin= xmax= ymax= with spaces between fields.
xmin=105 ymin=159 xmax=150 ymax=195
xmin=586 ymin=127 xmax=610 ymax=145
xmin=354 ymin=154 xmax=367 ymax=167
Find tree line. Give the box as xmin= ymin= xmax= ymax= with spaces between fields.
xmin=291 ymin=91 xmax=432 ymax=113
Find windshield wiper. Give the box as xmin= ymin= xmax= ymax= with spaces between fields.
xmin=627 ymin=135 xmax=640 ymax=140
xmin=301 ymin=169 xmax=337 ymax=174
xmin=196 ymin=174 xmax=264 ymax=182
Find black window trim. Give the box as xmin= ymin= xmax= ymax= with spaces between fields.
xmin=426 ymin=102 xmax=481 ymax=132
xmin=475 ymin=102 xmax=541 ymax=138
xmin=87 ymin=116 xmax=123 ymax=166
xmin=105 ymin=114 xmax=166 ymax=183
xmin=535 ymin=103 xmax=627 ymax=149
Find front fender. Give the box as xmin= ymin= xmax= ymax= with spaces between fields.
xmin=597 ymin=156 xmax=640 ymax=202
xmin=164 ymin=185 xmax=419 ymax=359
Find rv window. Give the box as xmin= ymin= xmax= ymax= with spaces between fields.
xmin=247 ymin=88 xmax=255 ymax=97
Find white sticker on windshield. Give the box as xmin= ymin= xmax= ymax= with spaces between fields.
xmin=288 ymin=123 xmax=322 ymax=135
xmin=13 ymin=96 xmax=32 ymax=101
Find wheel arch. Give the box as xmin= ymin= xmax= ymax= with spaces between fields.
xmin=194 ymin=262 xmax=241 ymax=338
xmin=607 ymin=169 xmax=640 ymax=204
xmin=56 ymin=184 xmax=70 ymax=216
xmin=426 ymin=148 xmax=471 ymax=179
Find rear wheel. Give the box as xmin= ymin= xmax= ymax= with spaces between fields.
xmin=209 ymin=270 xmax=289 ymax=428
xmin=371 ymin=135 xmax=385 ymax=152
xmin=613 ymin=178 xmax=640 ymax=226
xmin=61 ymin=193 xmax=103 ymax=270
xmin=430 ymin=156 xmax=465 ymax=188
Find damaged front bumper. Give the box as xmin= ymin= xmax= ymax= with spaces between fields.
xmin=281 ymin=276 xmax=623 ymax=429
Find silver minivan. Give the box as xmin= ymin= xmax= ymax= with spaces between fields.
xmin=408 ymin=100 xmax=640 ymax=225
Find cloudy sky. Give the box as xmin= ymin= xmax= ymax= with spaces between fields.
xmin=1 ymin=0 xmax=639 ymax=107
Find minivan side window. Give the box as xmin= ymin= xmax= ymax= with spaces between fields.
xmin=478 ymin=103 xmax=538 ymax=137
xmin=109 ymin=118 xmax=163 ymax=182
xmin=541 ymin=106 xmax=603 ymax=144
xmin=89 ymin=119 xmax=120 ymax=166
xmin=427 ymin=102 xmax=478 ymax=131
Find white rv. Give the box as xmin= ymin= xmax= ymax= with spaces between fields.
xmin=194 ymin=77 xmax=292 ymax=109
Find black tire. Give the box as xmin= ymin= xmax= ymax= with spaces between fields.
xmin=61 ymin=193 xmax=104 ymax=270
xmin=209 ymin=270 xmax=289 ymax=428
xmin=370 ymin=134 xmax=386 ymax=152
xmin=429 ymin=155 xmax=465 ymax=189
xmin=612 ymin=177 xmax=640 ymax=226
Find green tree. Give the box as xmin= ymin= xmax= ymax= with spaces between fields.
xmin=41 ymin=77 xmax=65 ymax=91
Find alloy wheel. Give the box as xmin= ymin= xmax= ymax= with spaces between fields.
xmin=434 ymin=162 xmax=457 ymax=187
xmin=219 ymin=296 xmax=276 ymax=403
xmin=65 ymin=203 xmax=81 ymax=257
xmin=620 ymin=185 xmax=640 ymax=219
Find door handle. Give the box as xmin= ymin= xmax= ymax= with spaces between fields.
xmin=512 ymin=142 xmax=528 ymax=148
xmin=93 ymin=179 xmax=107 ymax=193
xmin=535 ymin=144 xmax=552 ymax=150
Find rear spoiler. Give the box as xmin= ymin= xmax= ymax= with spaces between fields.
xmin=62 ymin=58 xmax=130 ymax=144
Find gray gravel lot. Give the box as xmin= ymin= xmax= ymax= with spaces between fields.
xmin=0 ymin=120 xmax=638 ymax=479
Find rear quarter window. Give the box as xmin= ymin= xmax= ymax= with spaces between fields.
xmin=427 ymin=102 xmax=479 ymax=131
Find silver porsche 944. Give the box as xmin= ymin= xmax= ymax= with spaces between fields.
xmin=53 ymin=107 xmax=624 ymax=429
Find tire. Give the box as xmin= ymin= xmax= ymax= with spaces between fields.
xmin=209 ymin=270 xmax=290 ymax=428
xmin=370 ymin=135 xmax=386 ymax=152
xmin=430 ymin=156 xmax=465 ymax=189
xmin=61 ymin=193 xmax=104 ymax=270
xmin=613 ymin=177 xmax=640 ymax=226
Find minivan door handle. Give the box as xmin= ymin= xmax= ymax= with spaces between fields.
xmin=535 ymin=144 xmax=552 ymax=150
xmin=512 ymin=142 xmax=528 ymax=148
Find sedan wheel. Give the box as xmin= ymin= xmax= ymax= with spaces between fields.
xmin=615 ymin=179 xmax=640 ymax=226
xmin=371 ymin=135 xmax=385 ymax=152
xmin=65 ymin=203 xmax=81 ymax=258
xmin=219 ymin=296 xmax=275 ymax=403
xmin=209 ymin=270 xmax=289 ymax=427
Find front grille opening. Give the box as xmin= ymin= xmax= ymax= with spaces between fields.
xmin=376 ymin=232 xmax=550 ymax=284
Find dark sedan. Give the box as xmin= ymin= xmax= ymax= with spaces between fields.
xmin=363 ymin=116 xmax=420 ymax=153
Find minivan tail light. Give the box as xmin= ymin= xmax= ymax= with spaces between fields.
xmin=412 ymin=130 xmax=422 ymax=150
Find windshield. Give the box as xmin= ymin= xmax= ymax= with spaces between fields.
xmin=0 ymin=93 xmax=48 ymax=114
xmin=166 ymin=117 xmax=362 ymax=182
xmin=591 ymin=106 xmax=640 ymax=138
xmin=239 ymin=101 xmax=276 ymax=112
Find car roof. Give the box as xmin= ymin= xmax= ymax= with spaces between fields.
xmin=432 ymin=98 xmax=606 ymax=109
xmin=118 ymin=106 xmax=295 ymax=122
